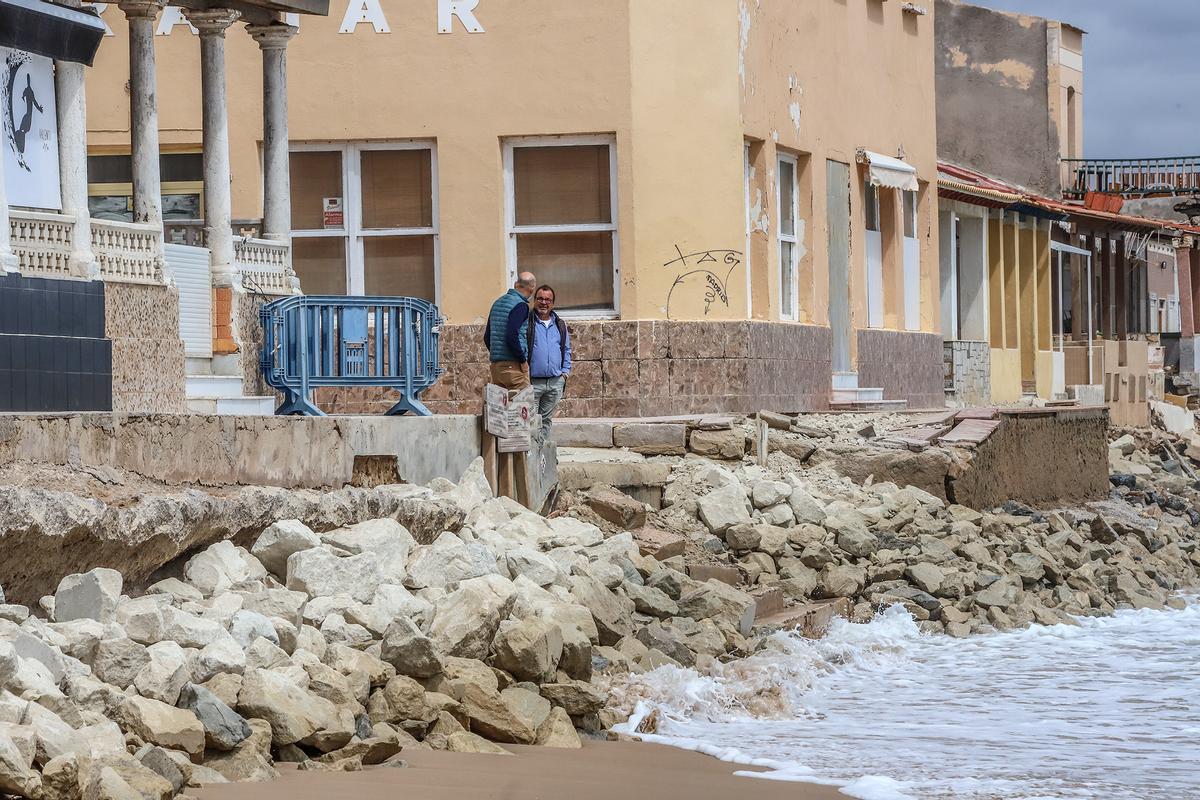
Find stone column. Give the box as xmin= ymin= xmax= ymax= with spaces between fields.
xmin=0 ymin=149 xmax=17 ymax=272
xmin=56 ymin=0 xmax=96 ymax=278
xmin=185 ymin=8 xmax=241 ymax=287
xmin=118 ymin=0 xmax=165 ymax=228
xmin=247 ymin=22 xmax=297 ymax=243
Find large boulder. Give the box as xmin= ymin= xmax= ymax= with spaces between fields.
xmin=184 ymin=541 xmax=265 ymax=596
xmin=53 ymin=568 xmax=122 ymax=624
xmin=677 ymin=580 xmax=756 ymax=636
xmin=177 ymin=683 xmax=250 ymax=752
xmin=975 ymin=576 xmax=1020 ymax=609
xmin=203 ymin=718 xmax=278 ymax=783
xmin=407 ymin=533 xmax=498 ymax=589
xmin=786 ymin=481 xmax=827 ymax=526
xmin=697 ymin=485 xmax=752 ymax=535
xmin=251 ymin=520 xmax=321 ymax=578
xmin=286 ymin=549 xmax=383 ymax=604
xmin=535 ymin=706 xmax=582 ymax=748
xmin=905 ymin=563 xmax=945 ymax=595
xmin=491 ymin=618 xmax=563 ymax=683
xmin=93 ymin=637 xmax=150 ymax=690
xmin=236 ymin=668 xmax=330 ymax=747
xmin=117 ymin=696 xmax=205 ymax=761
xmin=115 ymin=597 xmax=166 ymax=646
xmin=567 ymin=575 xmax=634 ymax=646
xmin=380 ymin=617 xmax=443 ymax=679
xmin=133 ymin=642 xmax=189 ymax=705
xmin=322 ymin=518 xmax=418 ymax=584
xmin=459 ymin=684 xmax=549 ymax=745
xmin=538 ymin=680 xmax=605 ymax=717
xmin=428 ymin=575 xmax=517 ymax=660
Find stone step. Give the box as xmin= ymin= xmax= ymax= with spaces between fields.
xmin=829 ymin=399 xmax=909 ymax=412
xmin=831 ymin=386 xmax=884 ymax=403
xmin=185 ymin=374 xmax=245 ymax=399
xmin=831 ymin=371 xmax=860 ymax=390
xmin=185 ymin=396 xmax=276 ymax=416
xmin=753 ymin=598 xmax=852 ymax=638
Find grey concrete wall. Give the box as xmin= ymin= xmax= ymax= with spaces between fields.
xmin=935 ymin=0 xmax=1059 ymax=196
xmin=0 ymin=413 xmax=482 ymax=489
xmin=1123 ymin=197 xmax=1192 ymax=225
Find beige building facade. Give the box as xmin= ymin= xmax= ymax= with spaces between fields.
xmin=84 ymin=0 xmax=943 ymax=415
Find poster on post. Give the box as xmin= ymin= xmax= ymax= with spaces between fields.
xmin=1 ymin=48 xmax=60 ymax=210
xmin=484 ymin=383 xmax=534 ymax=451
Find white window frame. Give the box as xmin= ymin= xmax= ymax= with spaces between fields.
xmin=503 ymin=134 xmax=620 ymax=319
xmin=776 ymin=153 xmax=800 ymax=321
xmin=289 ymin=140 xmax=440 ymax=302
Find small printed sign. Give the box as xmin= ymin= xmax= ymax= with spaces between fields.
xmin=322 ymin=197 xmax=344 ymax=228
xmin=484 ymin=383 xmax=535 ymax=450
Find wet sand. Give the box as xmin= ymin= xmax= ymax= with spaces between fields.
xmin=192 ymin=739 xmax=845 ymax=800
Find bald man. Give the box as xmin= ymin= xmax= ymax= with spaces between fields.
xmin=483 ymin=272 xmax=536 ymax=390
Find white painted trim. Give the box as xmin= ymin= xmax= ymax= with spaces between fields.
xmin=503 ymin=134 xmax=619 ymax=316
xmin=777 ymin=152 xmax=799 ymax=321
xmin=744 ymin=142 xmax=752 ymax=320
xmin=287 ymin=140 xmax=440 ymax=304
xmin=902 ymin=189 xmax=920 ymax=331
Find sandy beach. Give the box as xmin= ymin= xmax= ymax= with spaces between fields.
xmin=191 ymin=740 xmax=844 ymax=800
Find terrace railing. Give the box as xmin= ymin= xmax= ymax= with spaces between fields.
xmin=1062 ymin=157 xmax=1200 ymax=199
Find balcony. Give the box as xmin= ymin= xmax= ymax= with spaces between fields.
xmin=8 ymin=210 xmax=294 ymax=292
xmin=1062 ymin=156 xmax=1200 ymax=199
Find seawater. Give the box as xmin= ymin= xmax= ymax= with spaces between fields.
xmin=612 ymin=601 xmax=1200 ymax=800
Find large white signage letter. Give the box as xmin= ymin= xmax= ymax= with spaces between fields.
xmin=339 ymin=0 xmax=390 ymax=33
xmin=438 ymin=0 xmax=484 ymax=33
xmin=156 ymin=6 xmax=197 ymax=35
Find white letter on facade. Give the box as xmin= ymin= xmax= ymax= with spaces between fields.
xmin=438 ymin=0 xmax=484 ymax=33
xmin=339 ymin=0 xmax=390 ymax=33
xmin=156 ymin=5 xmax=197 ymax=35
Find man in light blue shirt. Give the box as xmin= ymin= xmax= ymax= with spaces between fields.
xmin=516 ymin=284 xmax=571 ymax=440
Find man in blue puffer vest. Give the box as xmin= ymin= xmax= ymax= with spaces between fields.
xmin=482 ymin=272 xmax=536 ymax=389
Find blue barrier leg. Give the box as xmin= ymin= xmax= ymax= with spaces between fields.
xmin=275 ymin=389 xmax=326 ymax=416
xmin=385 ymin=393 xmax=431 ymax=417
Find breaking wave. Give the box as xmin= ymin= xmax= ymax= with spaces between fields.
xmin=611 ymin=600 xmax=1200 ymax=800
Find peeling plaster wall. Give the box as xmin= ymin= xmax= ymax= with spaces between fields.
xmin=739 ymin=0 xmax=940 ymax=343
xmin=935 ymin=0 xmax=1061 ymax=196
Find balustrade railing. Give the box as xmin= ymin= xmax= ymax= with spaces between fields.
xmin=91 ymin=218 xmax=164 ymax=284
xmin=1062 ymin=157 xmax=1200 ymax=199
xmin=9 ymin=210 xmax=75 ymax=278
xmin=234 ymin=235 xmax=296 ymax=296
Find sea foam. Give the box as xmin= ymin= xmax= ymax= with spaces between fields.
xmin=614 ymin=600 xmax=1200 ymax=800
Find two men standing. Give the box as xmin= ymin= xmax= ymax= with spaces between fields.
xmin=485 ymin=274 xmax=572 ymax=439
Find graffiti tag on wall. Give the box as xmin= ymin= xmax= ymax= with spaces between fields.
xmin=664 ymin=246 xmax=743 ymax=319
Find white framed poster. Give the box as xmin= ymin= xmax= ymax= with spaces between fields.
xmin=1 ymin=47 xmax=60 ymax=210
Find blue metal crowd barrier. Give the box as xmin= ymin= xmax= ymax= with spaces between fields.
xmin=259 ymin=295 xmax=444 ymax=417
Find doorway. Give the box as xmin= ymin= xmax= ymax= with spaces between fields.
xmin=827 ymin=160 xmax=852 ymax=373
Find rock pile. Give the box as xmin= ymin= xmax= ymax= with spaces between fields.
xmin=631 ymin=430 xmax=1199 ymax=637
xmin=0 ymin=461 xmax=761 ymax=798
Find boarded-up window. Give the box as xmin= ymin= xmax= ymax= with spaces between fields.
xmin=290 ymin=144 xmax=438 ymax=301
xmin=508 ymin=139 xmax=617 ymax=313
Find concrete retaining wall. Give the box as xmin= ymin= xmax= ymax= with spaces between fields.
xmin=0 ymin=413 xmax=482 ymax=489
xmin=952 ymin=406 xmax=1110 ymax=509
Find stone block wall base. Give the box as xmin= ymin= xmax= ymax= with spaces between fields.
xmin=857 ymin=329 xmax=945 ymax=409
xmin=318 ymin=320 xmax=835 ymax=417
